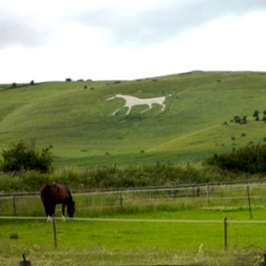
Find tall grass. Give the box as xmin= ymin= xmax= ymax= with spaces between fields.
xmin=0 ymin=163 xmax=262 ymax=193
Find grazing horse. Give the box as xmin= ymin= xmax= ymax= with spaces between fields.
xmin=40 ymin=183 xmax=75 ymax=222
xmin=106 ymin=94 xmax=172 ymax=115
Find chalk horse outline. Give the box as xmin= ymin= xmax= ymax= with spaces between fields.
xmin=107 ymin=94 xmax=172 ymax=115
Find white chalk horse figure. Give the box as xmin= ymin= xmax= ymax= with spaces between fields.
xmin=107 ymin=94 xmax=172 ymax=115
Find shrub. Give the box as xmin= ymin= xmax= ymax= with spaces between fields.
xmin=204 ymin=143 xmax=266 ymax=173
xmin=264 ymin=110 xmax=266 ymax=115
xmin=0 ymin=140 xmax=53 ymax=173
xmin=253 ymin=110 xmax=259 ymax=117
xmin=30 ymin=80 xmax=34 ymax=85
xmin=242 ymin=116 xmax=247 ymax=124
xmin=234 ymin=116 xmax=241 ymax=123
xmin=66 ymin=78 xmax=72 ymax=82
xmin=9 ymin=233 xmax=19 ymax=239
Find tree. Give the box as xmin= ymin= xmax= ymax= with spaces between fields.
xmin=0 ymin=140 xmax=53 ymax=173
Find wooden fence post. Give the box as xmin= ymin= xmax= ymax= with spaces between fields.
xmin=247 ymin=185 xmax=253 ymax=219
xmin=13 ymin=196 xmax=17 ymax=216
xmin=224 ymin=217 xmax=228 ymax=250
xmin=206 ymin=185 xmax=209 ymax=205
xmin=120 ymin=190 xmax=123 ymax=207
xmin=19 ymin=253 xmax=31 ymax=266
xmin=52 ymin=215 xmax=57 ymax=248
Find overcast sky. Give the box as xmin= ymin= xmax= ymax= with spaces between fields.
xmin=1 ymin=0 xmax=266 ymax=83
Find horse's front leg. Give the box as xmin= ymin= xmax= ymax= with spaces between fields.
xmin=62 ymin=203 xmax=66 ymax=222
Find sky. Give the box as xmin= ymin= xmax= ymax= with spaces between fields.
xmin=1 ymin=0 xmax=266 ymax=83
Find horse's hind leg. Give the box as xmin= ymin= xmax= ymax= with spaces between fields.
xmin=46 ymin=205 xmax=55 ymax=223
xmin=141 ymin=104 xmax=152 ymax=113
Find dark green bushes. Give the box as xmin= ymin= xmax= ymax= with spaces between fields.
xmin=0 ymin=140 xmax=53 ymax=173
xmin=204 ymin=143 xmax=266 ymax=173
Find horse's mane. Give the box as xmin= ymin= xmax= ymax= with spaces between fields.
xmin=67 ymin=189 xmax=73 ymax=203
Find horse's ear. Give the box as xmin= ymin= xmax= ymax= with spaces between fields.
xmin=73 ymin=201 xmax=75 ymax=205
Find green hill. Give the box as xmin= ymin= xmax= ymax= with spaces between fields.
xmin=1 ymin=71 xmax=266 ymax=167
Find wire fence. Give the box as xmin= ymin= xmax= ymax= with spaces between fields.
xmin=1 ymin=181 xmax=266 ymax=217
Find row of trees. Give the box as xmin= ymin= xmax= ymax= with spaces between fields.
xmin=234 ymin=110 xmax=266 ymax=124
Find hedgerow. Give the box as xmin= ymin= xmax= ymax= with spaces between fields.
xmin=204 ymin=143 xmax=266 ymax=173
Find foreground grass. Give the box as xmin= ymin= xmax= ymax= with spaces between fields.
xmin=1 ymin=207 xmax=266 ymax=265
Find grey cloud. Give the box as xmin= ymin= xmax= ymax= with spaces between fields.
xmin=70 ymin=0 xmax=266 ymax=48
xmin=1 ymin=0 xmax=266 ymax=50
xmin=0 ymin=19 xmax=44 ymax=49
xmin=0 ymin=5 xmax=51 ymax=49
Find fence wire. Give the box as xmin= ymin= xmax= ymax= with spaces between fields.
xmin=0 ymin=182 xmax=266 ymax=216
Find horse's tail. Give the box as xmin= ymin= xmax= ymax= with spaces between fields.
xmin=41 ymin=184 xmax=51 ymax=203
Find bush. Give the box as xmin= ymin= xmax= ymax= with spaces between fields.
xmin=253 ymin=110 xmax=259 ymax=117
xmin=242 ymin=116 xmax=247 ymax=124
xmin=0 ymin=140 xmax=53 ymax=173
xmin=204 ymin=143 xmax=266 ymax=173
xmin=234 ymin=116 xmax=241 ymax=123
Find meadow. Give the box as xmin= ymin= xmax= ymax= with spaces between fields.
xmin=1 ymin=71 xmax=266 ymax=167
xmin=1 ymin=183 xmax=266 ymax=265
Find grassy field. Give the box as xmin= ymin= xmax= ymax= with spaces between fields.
xmin=1 ymin=208 xmax=266 ymax=265
xmin=1 ymin=183 xmax=266 ymax=265
xmin=1 ymin=71 xmax=266 ymax=167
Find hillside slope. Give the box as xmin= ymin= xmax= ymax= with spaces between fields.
xmin=1 ymin=71 xmax=266 ymax=167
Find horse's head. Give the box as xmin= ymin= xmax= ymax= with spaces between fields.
xmin=67 ymin=201 xmax=75 ymax=218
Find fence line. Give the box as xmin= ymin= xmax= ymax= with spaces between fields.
xmin=2 ymin=181 xmax=266 ymax=216
xmin=1 ymin=216 xmax=266 ymax=224
xmin=1 ymin=178 xmax=266 ymax=198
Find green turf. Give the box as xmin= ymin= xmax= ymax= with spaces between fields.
xmin=1 ymin=208 xmax=266 ymax=265
xmin=1 ymin=71 xmax=266 ymax=167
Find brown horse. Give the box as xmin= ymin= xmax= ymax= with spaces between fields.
xmin=40 ymin=183 xmax=75 ymax=222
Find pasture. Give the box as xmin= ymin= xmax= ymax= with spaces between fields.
xmin=1 ymin=71 xmax=266 ymax=167
xmin=1 ymin=183 xmax=266 ymax=265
